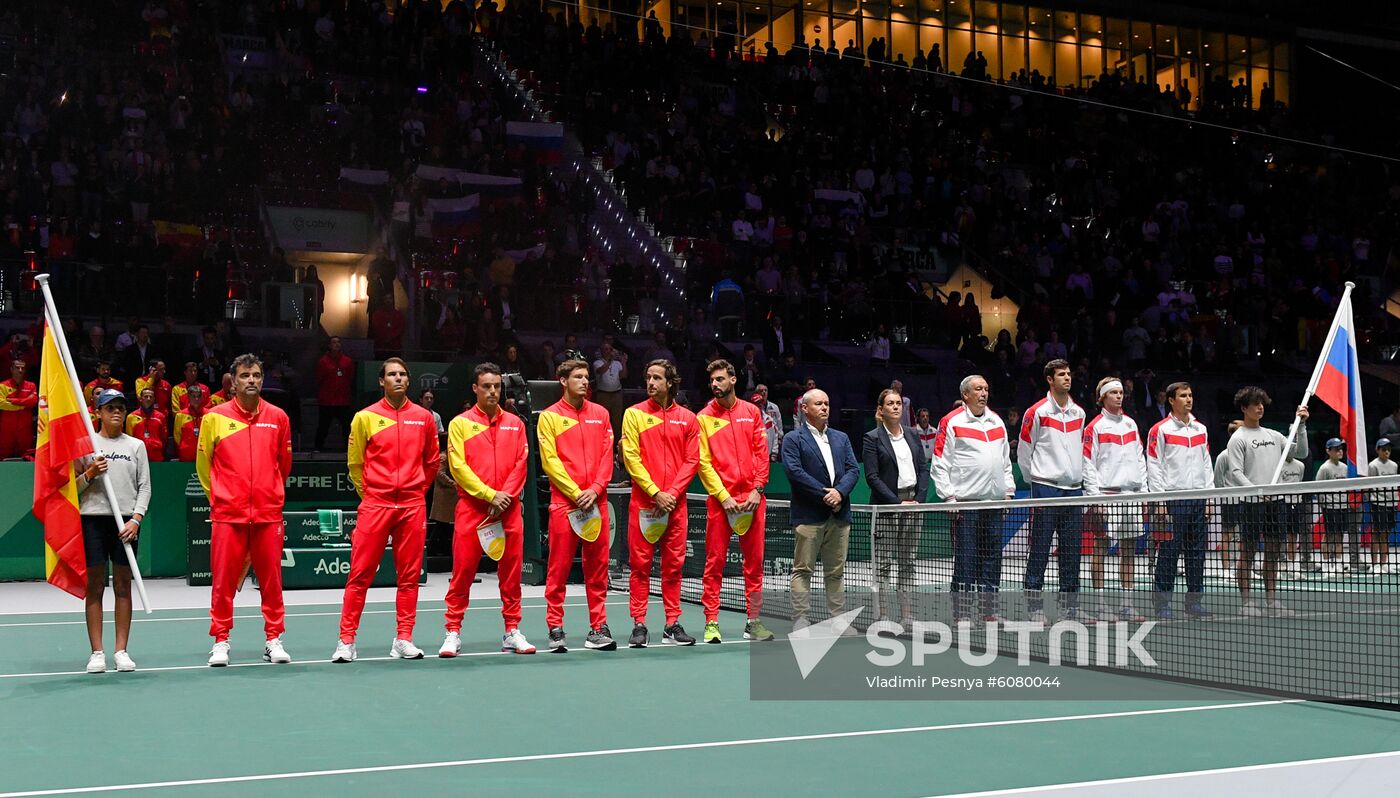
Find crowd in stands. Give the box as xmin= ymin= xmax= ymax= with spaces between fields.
xmin=484 ymin=2 xmax=1399 ymax=407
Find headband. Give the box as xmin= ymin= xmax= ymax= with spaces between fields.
xmin=1099 ymin=380 xmax=1123 ymax=398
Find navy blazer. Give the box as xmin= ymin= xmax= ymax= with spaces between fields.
xmin=782 ymin=422 xmax=861 ymax=526
xmin=863 ymin=424 xmax=930 ymax=505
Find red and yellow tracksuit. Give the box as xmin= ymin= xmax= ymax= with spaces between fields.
xmin=537 ymin=397 xmax=614 ymax=630
xmin=170 ymin=380 xmax=210 ymax=415
xmin=339 ymin=398 xmax=441 ymax=643
xmin=125 ymin=406 xmax=167 ymax=462
xmin=135 ymin=375 xmax=172 ymax=417
xmin=443 ymin=405 xmax=530 ymax=633
xmin=196 ymin=399 xmax=293 ymax=642
xmin=621 ymin=397 xmax=699 ymax=625
xmin=83 ymin=377 xmax=123 ymax=408
xmin=697 ymin=397 xmax=770 ymax=621
xmin=0 ymin=378 xmax=37 ymax=459
xmin=209 ymin=390 xmax=231 ymax=407
xmin=173 ymin=407 xmax=207 ymax=462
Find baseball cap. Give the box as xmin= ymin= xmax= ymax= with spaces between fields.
xmin=1325 ymin=437 xmax=1345 ymax=450
xmin=1378 ymin=438 xmax=1392 ymax=449
xmin=95 ymin=389 xmax=127 ymax=408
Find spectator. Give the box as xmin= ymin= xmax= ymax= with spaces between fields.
xmin=75 ymin=326 xmax=113 ymax=384
xmin=125 ymin=387 xmax=168 ymax=463
xmin=315 ymin=337 xmax=355 ymax=451
xmin=592 ymin=341 xmax=628 ymax=436
xmin=751 ymin=384 xmax=783 ymax=460
xmin=118 ymin=325 xmax=156 ymax=387
xmin=370 ymin=296 xmax=406 ymax=357
xmin=191 ymin=327 xmax=226 ymax=388
xmin=0 ymin=359 xmax=38 ymax=459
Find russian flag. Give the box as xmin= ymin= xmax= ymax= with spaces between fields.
xmin=426 ymin=194 xmax=481 ymax=239
xmin=1312 ymin=285 xmax=1368 ymax=475
xmin=462 ymin=172 xmax=525 ymax=205
xmin=506 ymin=121 xmax=564 ymax=165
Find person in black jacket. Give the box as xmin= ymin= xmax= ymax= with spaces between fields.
xmin=863 ymin=388 xmax=929 ymax=625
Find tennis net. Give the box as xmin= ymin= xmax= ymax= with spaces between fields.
xmin=607 ymin=476 xmax=1400 ymax=705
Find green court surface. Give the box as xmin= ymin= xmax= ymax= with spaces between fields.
xmin=2 ymin=595 xmax=1399 ymax=797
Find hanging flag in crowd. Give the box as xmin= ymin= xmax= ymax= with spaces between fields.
xmin=426 ymin=194 xmax=482 ymax=239
xmin=461 ymin=172 xmax=525 ymax=205
xmin=33 ymin=322 xmax=93 ymax=599
xmin=505 ymin=121 xmax=564 ymax=165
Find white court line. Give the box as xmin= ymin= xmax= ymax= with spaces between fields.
xmin=0 ymin=637 xmax=755 ymax=680
xmin=0 ymin=699 xmax=1298 ymax=797
xmin=0 ymin=599 xmax=633 ymax=628
xmin=923 ymin=748 xmax=1400 ymax=797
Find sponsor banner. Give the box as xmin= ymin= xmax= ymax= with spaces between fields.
xmin=265 ymin=206 xmax=371 ymax=252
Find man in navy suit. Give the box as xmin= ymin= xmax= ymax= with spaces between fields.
xmin=864 ymin=388 xmax=930 ymax=625
xmin=782 ymin=388 xmax=860 ymax=630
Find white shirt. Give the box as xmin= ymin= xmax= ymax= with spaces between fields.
xmin=888 ymin=429 xmax=916 ymax=489
xmin=593 ymin=358 xmax=624 ymax=392
xmin=806 ymin=422 xmax=836 ymax=484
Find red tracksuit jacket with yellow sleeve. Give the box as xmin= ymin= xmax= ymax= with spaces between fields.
xmin=696 ymin=397 xmax=770 ymax=503
xmin=347 ymin=398 xmax=441 ymax=508
xmin=125 ymin=407 xmax=167 ymax=462
xmin=621 ymin=397 xmax=699 ymax=508
xmin=196 ymin=399 xmax=293 ymax=523
xmin=0 ymin=379 xmax=37 ymax=413
xmin=536 ymin=397 xmax=614 ymax=511
xmin=447 ymin=405 xmax=529 ymax=505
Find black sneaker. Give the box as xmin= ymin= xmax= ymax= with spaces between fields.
xmin=585 ymin=625 xmax=617 ymax=651
xmin=628 ymin=624 xmax=649 ymax=648
xmin=663 ymin=623 xmax=697 ymax=646
xmin=1185 ymin=602 xmax=1213 ymax=619
xmin=548 ymin=626 xmax=567 ymax=653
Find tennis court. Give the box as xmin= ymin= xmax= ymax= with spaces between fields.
xmin=3 ymin=577 xmax=1399 ymax=797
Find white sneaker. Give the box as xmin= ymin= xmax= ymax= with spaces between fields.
xmin=502 ymin=628 xmax=537 ymax=654
xmin=86 ymin=651 xmax=106 ymax=674
xmin=390 ymin=638 xmax=425 ymax=659
xmin=263 ymin=637 xmax=291 ymax=664
xmin=208 ymin=641 xmax=231 ymax=667
xmin=331 ymin=640 xmax=357 ymax=663
xmin=1267 ymin=601 xmax=1296 ymax=618
xmin=1240 ymin=601 xmax=1263 ymax=618
xmin=439 ymin=632 xmax=461 ymax=658
xmin=113 ymin=650 xmax=136 ymax=672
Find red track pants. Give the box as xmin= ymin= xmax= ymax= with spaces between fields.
xmin=444 ymin=500 xmax=525 ymax=633
xmin=209 ymin=522 xmax=285 ymax=642
xmin=701 ymin=496 xmax=766 ymax=622
xmin=628 ymin=500 xmax=687 ymax=625
xmin=0 ymin=411 xmax=33 ymax=459
xmin=545 ymin=502 xmax=610 ymax=630
xmin=338 ymin=504 xmax=426 ymax=643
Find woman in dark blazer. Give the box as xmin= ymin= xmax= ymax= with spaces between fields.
xmin=863 ymin=389 xmax=929 ymax=624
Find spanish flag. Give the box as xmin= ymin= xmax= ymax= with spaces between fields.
xmin=33 ymin=322 xmax=93 ymax=598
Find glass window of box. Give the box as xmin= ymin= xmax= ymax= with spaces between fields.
xmin=890 ymin=14 xmax=917 ymax=64
xmin=945 ymin=0 xmax=972 ymax=75
xmin=1105 ymin=15 xmax=1129 ymax=74
xmin=1001 ymin=3 xmax=1027 ymax=81
xmin=917 ymin=0 xmax=942 ymax=25
xmin=973 ymin=0 xmax=999 ymax=79
xmin=1053 ymin=10 xmax=1078 ymax=87
xmin=1027 ymin=6 xmax=1053 ymax=80
xmin=1154 ymin=24 xmax=1177 ymax=92
xmin=864 ymin=0 xmax=890 ymax=57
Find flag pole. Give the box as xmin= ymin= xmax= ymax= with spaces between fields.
xmin=1269 ymin=281 xmax=1356 ymax=485
xmin=34 ymin=275 xmax=153 ymax=614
